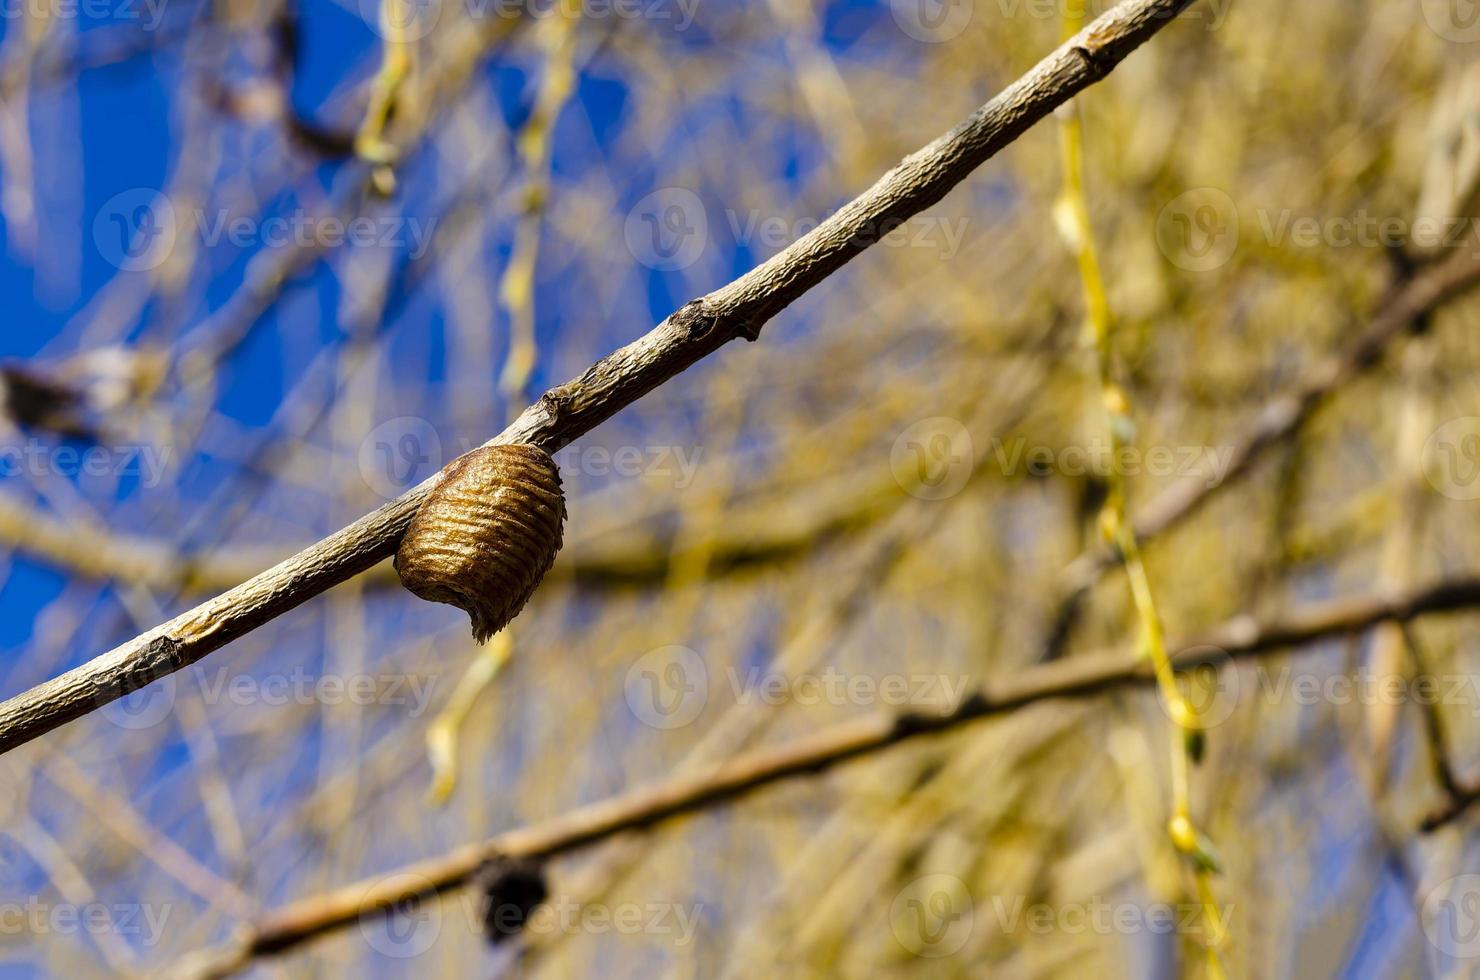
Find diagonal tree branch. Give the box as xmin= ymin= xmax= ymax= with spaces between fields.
xmin=1039 ymin=242 xmax=1480 ymax=660
xmin=170 ymin=574 xmax=1480 ymax=978
xmin=1422 ymin=784 xmax=1480 ymax=832
xmin=0 ymin=0 xmax=1197 ymax=756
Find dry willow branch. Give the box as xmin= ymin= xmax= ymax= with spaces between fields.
xmin=0 ymin=0 xmax=1196 ymax=756
xmin=0 ymin=474 xmax=894 ymax=592
xmin=171 ymin=574 xmax=1480 ymax=977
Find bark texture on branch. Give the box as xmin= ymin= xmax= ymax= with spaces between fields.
xmin=0 ymin=0 xmax=1196 ymax=755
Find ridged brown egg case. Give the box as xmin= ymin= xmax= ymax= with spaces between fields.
xmin=394 ymin=444 xmax=566 ymax=643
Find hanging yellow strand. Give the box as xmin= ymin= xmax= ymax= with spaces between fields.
xmin=1054 ymin=4 xmax=1227 ymax=975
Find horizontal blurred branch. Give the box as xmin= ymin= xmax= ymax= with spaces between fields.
xmin=0 ymin=454 xmax=900 ymax=592
xmin=0 ymin=0 xmax=1196 ymax=755
xmin=172 ymin=574 xmax=1480 ymax=977
xmin=12 ymin=241 xmax=1480 ymax=597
